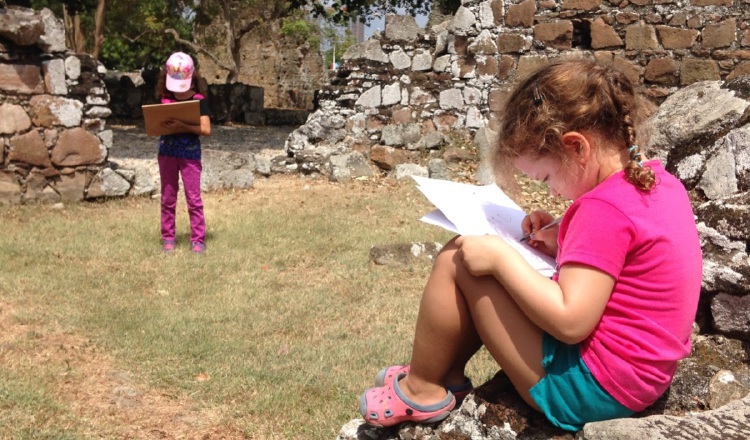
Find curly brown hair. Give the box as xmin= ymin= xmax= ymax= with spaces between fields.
xmin=494 ymin=59 xmax=655 ymax=192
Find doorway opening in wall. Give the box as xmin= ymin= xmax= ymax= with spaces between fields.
xmin=572 ymin=20 xmax=592 ymax=49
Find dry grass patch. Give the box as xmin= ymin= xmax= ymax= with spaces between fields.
xmin=0 ymin=174 xmax=565 ymax=439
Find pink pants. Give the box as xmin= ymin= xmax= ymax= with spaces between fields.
xmin=158 ymin=155 xmax=205 ymax=244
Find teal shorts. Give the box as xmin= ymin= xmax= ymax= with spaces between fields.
xmin=529 ymin=333 xmax=634 ymax=431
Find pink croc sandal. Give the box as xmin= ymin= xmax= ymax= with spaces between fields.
xmin=375 ymin=365 xmax=410 ymax=387
xmin=375 ymin=365 xmax=474 ymax=405
xmin=359 ymin=373 xmax=455 ymax=427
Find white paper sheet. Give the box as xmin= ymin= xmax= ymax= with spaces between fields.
xmin=413 ymin=176 xmax=557 ymax=277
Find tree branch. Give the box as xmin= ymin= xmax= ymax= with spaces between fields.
xmin=163 ymin=28 xmax=236 ymax=74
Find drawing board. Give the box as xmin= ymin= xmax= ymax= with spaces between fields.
xmin=142 ymin=100 xmax=200 ymax=136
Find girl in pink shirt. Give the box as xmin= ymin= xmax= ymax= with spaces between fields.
xmin=358 ymin=60 xmax=702 ymax=431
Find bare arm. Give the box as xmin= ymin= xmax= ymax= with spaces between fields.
xmin=455 ymin=235 xmax=612 ymax=344
xmin=162 ymin=115 xmax=211 ymax=136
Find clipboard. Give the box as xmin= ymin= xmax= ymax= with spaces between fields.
xmin=142 ymin=100 xmax=200 ymax=136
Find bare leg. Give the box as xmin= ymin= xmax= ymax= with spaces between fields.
xmin=399 ymin=237 xmax=546 ymax=409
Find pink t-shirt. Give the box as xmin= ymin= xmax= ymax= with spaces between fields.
xmin=555 ymin=160 xmax=702 ymax=411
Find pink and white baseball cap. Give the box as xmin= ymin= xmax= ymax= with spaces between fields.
xmin=165 ymin=52 xmax=194 ymax=92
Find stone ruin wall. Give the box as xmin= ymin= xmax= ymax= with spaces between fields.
xmin=287 ymin=0 xmax=750 ymax=180
xmin=0 ymin=6 xmax=113 ymax=205
xmin=286 ymin=1 xmax=750 ymax=344
xmin=195 ymin=18 xmax=327 ymax=111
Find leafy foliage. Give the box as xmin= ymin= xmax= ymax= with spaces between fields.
xmin=32 ymin=0 xmax=192 ymax=70
xmin=280 ymin=17 xmax=321 ymax=48
xmin=27 ymin=0 xmax=461 ymax=73
xmin=101 ymin=0 xmax=194 ymax=70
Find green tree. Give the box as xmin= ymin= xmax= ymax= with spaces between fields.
xmin=31 ymin=0 xmax=193 ymax=70
xmin=100 ymin=0 xmax=193 ymax=70
xmin=28 ymin=0 xmax=460 ymax=75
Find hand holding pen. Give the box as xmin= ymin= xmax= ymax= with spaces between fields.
xmin=519 ymin=217 xmax=562 ymax=242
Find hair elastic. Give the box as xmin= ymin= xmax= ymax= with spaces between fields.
xmin=629 ymin=145 xmax=643 ymax=166
xmin=533 ymin=80 xmax=543 ymax=106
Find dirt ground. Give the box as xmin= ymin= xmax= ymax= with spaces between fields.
xmin=0 ymin=299 xmax=249 ymax=438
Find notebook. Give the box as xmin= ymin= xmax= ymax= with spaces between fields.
xmin=413 ymin=175 xmax=557 ymax=277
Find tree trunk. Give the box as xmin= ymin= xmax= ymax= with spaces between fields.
xmin=92 ymin=0 xmax=107 ymax=59
xmin=63 ymin=5 xmax=86 ymax=53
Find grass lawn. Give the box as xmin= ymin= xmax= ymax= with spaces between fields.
xmin=1 ymin=175 xmax=545 ymax=439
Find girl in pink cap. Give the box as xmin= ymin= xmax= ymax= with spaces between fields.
xmin=154 ymin=52 xmax=211 ymax=254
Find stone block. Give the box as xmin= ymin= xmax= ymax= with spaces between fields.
xmin=669 ymin=11 xmax=689 ymax=27
xmin=476 ymin=55 xmax=499 ymax=77
xmin=53 ymin=172 xmax=86 ymax=203
xmin=591 ymin=17 xmax=624 ymax=49
xmin=690 ymin=0 xmax=732 ymax=5
xmin=411 ymin=50 xmax=433 ymax=71
xmin=355 ymin=85 xmax=381 ymax=108
xmin=43 ymin=58 xmax=66 ymax=95
xmin=561 ymin=0 xmax=602 ymax=10
xmin=0 ymin=103 xmax=32 ymax=134
xmin=38 ymin=8 xmax=66 ymax=53
xmin=497 ymin=33 xmax=527 ymax=53
xmin=478 ymin=2 xmax=496 ymax=29
xmin=29 ymin=95 xmax=83 ymax=128
xmin=382 ymin=83 xmax=402 ymax=107
xmin=687 ymin=15 xmax=703 ymax=29
xmin=0 ymin=64 xmax=44 ymax=94
xmin=0 ymin=8 xmax=44 ymax=46
xmin=491 ymin=0 xmax=504 ymax=26
xmin=433 ymin=114 xmax=458 ymax=131
xmin=616 ymin=12 xmax=640 ymax=25
xmin=384 ymin=15 xmax=421 ymax=42
xmin=657 ymin=26 xmax=699 ymax=49
xmin=65 ymin=55 xmax=81 ymax=80
xmin=370 ymin=144 xmax=409 ymax=171
xmin=727 ymin=62 xmax=750 ymax=81
xmin=534 ymin=21 xmax=574 ymax=50
xmin=488 ymin=88 xmax=511 ymax=112
xmin=645 ymin=58 xmax=679 ymax=85
xmin=702 ymin=19 xmax=737 ymax=49
xmin=390 ymin=49 xmax=412 ymax=70
xmin=329 ymin=151 xmax=374 ymax=182
xmin=392 ymin=107 xmax=412 ymax=124
xmin=625 ymin=25 xmax=659 ymax=50
xmin=517 ymin=55 xmax=555 ymax=81
xmin=680 ymin=59 xmax=721 ymax=85
xmin=468 ymin=29 xmax=498 ymax=55
xmin=439 ymin=88 xmax=465 ymax=110
xmin=497 ymin=55 xmax=514 ymax=80
xmin=452 ymin=35 xmax=469 ymax=56
xmin=613 ymin=56 xmax=643 ymax=86
xmin=450 ymin=6 xmax=477 ymax=36
xmin=457 ymin=57 xmax=478 ymax=79
xmin=382 ymin=123 xmax=421 ymax=146
xmin=23 ymin=171 xmax=60 ymax=204
xmin=713 ymin=50 xmax=750 ymax=61
xmin=342 ymin=40 xmax=388 ymax=63
xmin=0 ymin=170 xmax=22 ymax=205
xmin=711 ymin=294 xmax=750 ymax=340
xmin=505 ymin=0 xmax=536 ymax=28
xmin=51 ymin=128 xmax=104 ymax=167
xmin=9 ymin=130 xmax=52 ymax=168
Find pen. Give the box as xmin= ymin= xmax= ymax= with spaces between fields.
xmin=519 ymin=217 xmax=562 ymax=242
